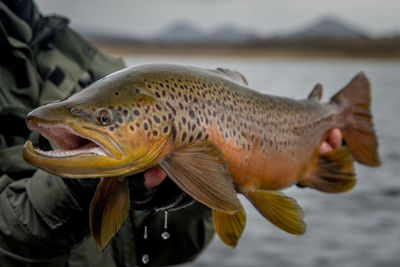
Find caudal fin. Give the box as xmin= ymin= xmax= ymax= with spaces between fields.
xmin=330 ymin=72 xmax=381 ymax=166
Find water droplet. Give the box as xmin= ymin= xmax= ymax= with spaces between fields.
xmin=161 ymin=211 xmax=170 ymax=240
xmin=144 ymin=225 xmax=148 ymax=239
xmin=164 ymin=210 xmax=168 ymax=229
xmin=161 ymin=231 xmax=170 ymax=240
xmin=142 ymin=254 xmax=149 ymax=264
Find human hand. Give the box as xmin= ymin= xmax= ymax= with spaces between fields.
xmin=128 ymin=166 xmax=194 ymax=212
xmin=63 ymin=166 xmax=193 ymax=213
xmin=320 ymin=128 xmax=343 ymax=153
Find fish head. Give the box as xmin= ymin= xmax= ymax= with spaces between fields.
xmin=23 ymin=68 xmax=173 ymax=178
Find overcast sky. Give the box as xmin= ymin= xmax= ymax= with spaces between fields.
xmin=36 ymin=0 xmax=400 ymax=37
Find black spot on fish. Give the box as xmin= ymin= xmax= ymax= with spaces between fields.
xmin=133 ymin=110 xmax=140 ymax=116
xmin=144 ymin=123 xmax=148 ymax=130
xmin=182 ymin=117 xmax=186 ymax=125
xmin=118 ymin=118 xmax=123 ymax=123
xmin=130 ymin=125 xmax=134 ymax=131
xmin=155 ymin=92 xmax=161 ymax=98
xmin=179 ymin=103 xmax=184 ymax=110
xmin=197 ymin=132 xmax=202 ymax=139
xmin=108 ymin=106 xmax=114 ymax=109
xmin=109 ymin=126 xmax=114 ymax=131
xmin=123 ymin=109 xmax=129 ymax=116
xmin=163 ymin=126 xmax=169 ymax=134
xmin=166 ymin=103 xmax=176 ymax=115
xmin=118 ymin=106 xmax=122 ymax=111
xmin=156 ymin=104 xmax=162 ymax=111
xmin=153 ymin=130 xmax=158 ymax=136
xmin=153 ymin=115 xmax=160 ymax=123
xmin=189 ymin=110 xmax=195 ymax=118
xmin=181 ymin=132 xmax=187 ymax=142
xmin=115 ymin=92 xmax=119 ymax=96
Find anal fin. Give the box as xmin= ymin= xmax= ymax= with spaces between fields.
xmin=246 ymin=190 xmax=305 ymax=235
xmin=213 ymin=202 xmax=246 ymax=248
xmin=302 ymin=146 xmax=356 ymax=193
xmin=90 ymin=177 xmax=130 ymax=251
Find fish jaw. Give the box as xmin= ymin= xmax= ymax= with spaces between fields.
xmin=23 ymin=118 xmax=172 ymax=178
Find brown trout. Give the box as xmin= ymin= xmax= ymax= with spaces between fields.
xmin=23 ymin=64 xmax=380 ymax=250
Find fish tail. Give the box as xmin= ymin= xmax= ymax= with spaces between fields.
xmin=330 ymin=72 xmax=381 ymax=166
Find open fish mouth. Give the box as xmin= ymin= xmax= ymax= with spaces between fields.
xmin=28 ymin=122 xmax=110 ymax=158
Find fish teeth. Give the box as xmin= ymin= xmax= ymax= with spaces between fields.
xmin=34 ymin=147 xmax=107 ymax=157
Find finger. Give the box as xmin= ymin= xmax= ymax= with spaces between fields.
xmin=328 ymin=128 xmax=343 ymax=149
xmin=319 ymin=141 xmax=332 ymax=154
xmin=144 ymin=166 xmax=167 ymax=189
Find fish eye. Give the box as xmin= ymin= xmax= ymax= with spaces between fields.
xmin=96 ymin=108 xmax=113 ymax=126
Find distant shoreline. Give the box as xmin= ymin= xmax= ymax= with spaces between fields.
xmin=95 ymin=43 xmax=400 ymax=60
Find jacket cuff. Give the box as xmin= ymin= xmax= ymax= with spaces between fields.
xmin=27 ymin=170 xmax=82 ymax=229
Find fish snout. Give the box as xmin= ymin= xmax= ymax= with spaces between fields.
xmin=26 ymin=102 xmax=71 ymax=126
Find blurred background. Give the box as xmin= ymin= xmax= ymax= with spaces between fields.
xmin=36 ymin=1 xmax=400 ymax=266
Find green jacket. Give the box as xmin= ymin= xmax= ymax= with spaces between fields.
xmin=0 ymin=1 xmax=214 ymax=266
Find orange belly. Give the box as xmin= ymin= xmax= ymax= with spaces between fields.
xmin=208 ymin=125 xmax=316 ymax=192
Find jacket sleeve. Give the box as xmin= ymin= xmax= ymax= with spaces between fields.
xmin=0 ymin=169 xmax=92 ymax=266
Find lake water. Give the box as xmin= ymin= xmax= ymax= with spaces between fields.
xmin=124 ymin=55 xmax=400 ymax=267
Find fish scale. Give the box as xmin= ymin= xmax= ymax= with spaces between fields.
xmin=141 ymin=68 xmax=337 ymax=190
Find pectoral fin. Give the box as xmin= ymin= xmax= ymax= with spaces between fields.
xmin=213 ymin=202 xmax=246 ymax=248
xmin=159 ymin=141 xmax=240 ymax=214
xmin=90 ymin=177 xmax=130 ymax=251
xmin=246 ymin=189 xmax=306 ymax=235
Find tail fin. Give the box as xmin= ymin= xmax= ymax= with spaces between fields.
xmin=330 ymin=72 xmax=381 ymax=166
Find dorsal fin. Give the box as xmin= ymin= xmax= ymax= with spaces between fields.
xmin=308 ymin=83 xmax=323 ymax=101
xmin=213 ymin=68 xmax=249 ymax=85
